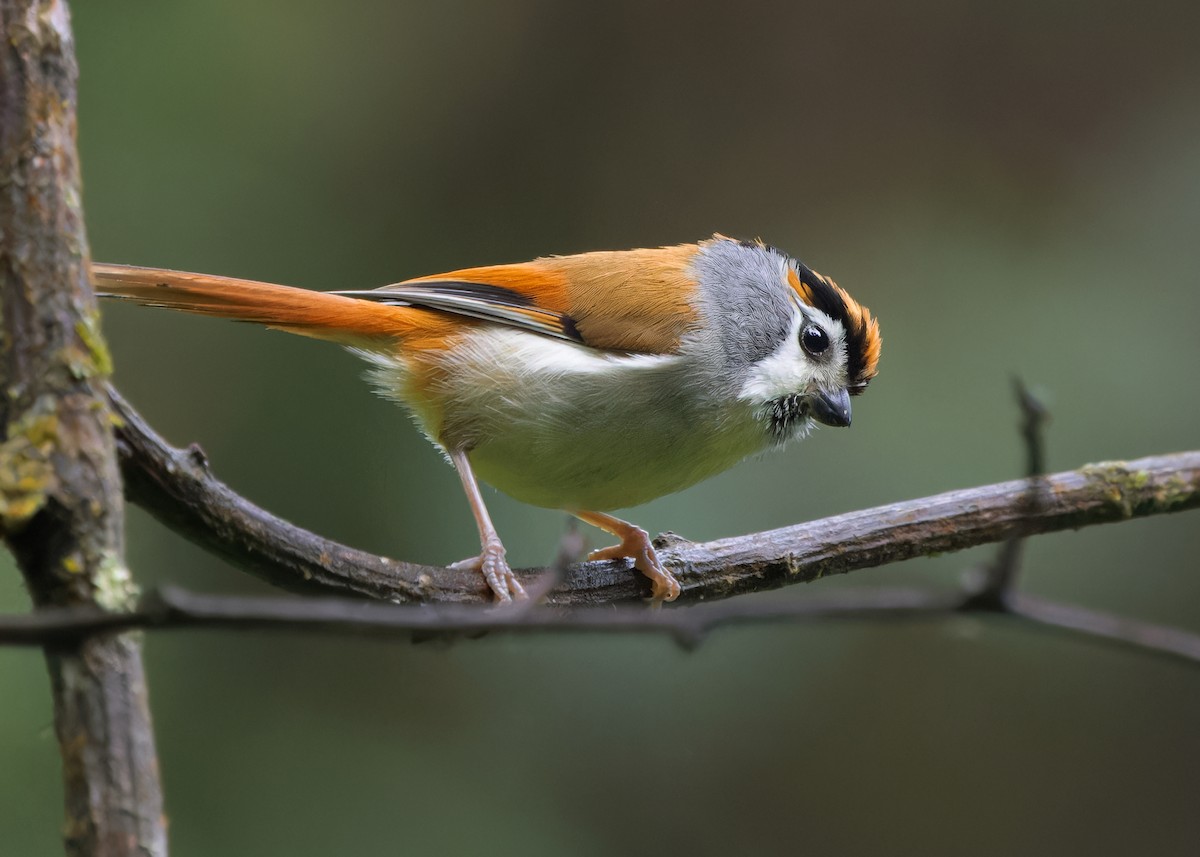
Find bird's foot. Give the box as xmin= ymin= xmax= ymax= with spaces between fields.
xmin=589 ymin=526 xmax=681 ymax=605
xmin=449 ymin=541 xmax=527 ymax=603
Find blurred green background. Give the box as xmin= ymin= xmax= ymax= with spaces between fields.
xmin=4 ymin=1 xmax=1200 ymax=854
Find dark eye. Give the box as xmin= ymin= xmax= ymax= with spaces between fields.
xmin=800 ymin=324 xmax=829 ymax=356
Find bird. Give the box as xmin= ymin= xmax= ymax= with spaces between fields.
xmin=93 ymin=235 xmax=881 ymax=604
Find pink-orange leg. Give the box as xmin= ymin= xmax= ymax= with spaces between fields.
xmin=447 ymin=450 xmax=527 ymax=602
xmin=573 ymin=510 xmax=681 ymax=604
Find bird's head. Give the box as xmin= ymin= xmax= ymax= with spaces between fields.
xmin=703 ymin=237 xmax=881 ymax=444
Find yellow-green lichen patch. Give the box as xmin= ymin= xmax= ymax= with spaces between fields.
xmin=93 ymin=550 xmax=139 ymax=611
xmin=1080 ymin=461 xmax=1153 ymax=518
xmin=0 ymin=400 xmax=59 ymax=529
xmin=1155 ymin=473 xmax=1196 ymax=511
xmin=72 ymin=312 xmax=114 ymax=378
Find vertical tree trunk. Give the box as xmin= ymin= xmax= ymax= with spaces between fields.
xmin=0 ymin=2 xmax=167 ymax=855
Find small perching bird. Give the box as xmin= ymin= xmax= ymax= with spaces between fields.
xmin=94 ymin=235 xmax=881 ymax=603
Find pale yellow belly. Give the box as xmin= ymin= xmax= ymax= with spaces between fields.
xmin=468 ymin=405 xmax=763 ymax=511
xmin=356 ymin=330 xmax=769 ymax=511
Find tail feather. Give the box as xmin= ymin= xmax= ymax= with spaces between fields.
xmin=92 ymin=263 xmax=423 ymax=347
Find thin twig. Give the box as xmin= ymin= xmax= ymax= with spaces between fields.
xmin=1015 ymin=376 xmax=1049 ymax=479
xmin=966 ymin=377 xmax=1050 ymax=607
xmin=5 ymin=585 xmax=1200 ymax=667
xmin=0 ymin=584 xmax=974 ymax=650
xmin=519 ymin=520 xmax=586 ymax=607
xmin=1009 ymin=593 xmax=1200 ymax=666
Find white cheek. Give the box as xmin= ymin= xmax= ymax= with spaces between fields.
xmin=737 ymin=335 xmax=812 ymax=402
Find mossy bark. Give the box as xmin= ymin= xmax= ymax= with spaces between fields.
xmin=0 ymin=2 xmax=166 ymax=855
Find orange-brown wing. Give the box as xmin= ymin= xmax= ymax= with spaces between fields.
xmin=333 ymin=262 xmax=579 ymax=344
xmin=334 ymin=243 xmax=703 ymax=354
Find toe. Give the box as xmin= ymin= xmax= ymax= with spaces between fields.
xmin=447 ymin=555 xmax=483 ymax=573
xmin=587 ymin=545 xmax=629 ymax=563
xmin=452 ymin=544 xmax=526 ymax=603
xmin=650 ymin=575 xmax=682 ymax=604
xmin=505 ymin=571 xmax=529 ymax=601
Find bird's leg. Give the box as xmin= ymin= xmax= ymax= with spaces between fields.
xmin=573 ymin=510 xmax=681 ymax=604
xmin=447 ymin=449 xmax=527 ymax=602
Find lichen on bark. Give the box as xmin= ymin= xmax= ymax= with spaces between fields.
xmin=0 ymin=1 xmax=167 ymax=855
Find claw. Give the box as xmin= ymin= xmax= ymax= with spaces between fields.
xmin=584 ymin=520 xmax=681 ymax=605
xmin=450 ymin=542 xmax=527 ymax=603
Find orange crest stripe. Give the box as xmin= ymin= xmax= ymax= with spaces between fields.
xmin=786 ymin=265 xmax=881 ymax=392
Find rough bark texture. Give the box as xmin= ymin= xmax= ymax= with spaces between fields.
xmin=0 ymin=2 xmax=166 ymax=855
xmin=112 ymin=379 xmax=1200 ymax=605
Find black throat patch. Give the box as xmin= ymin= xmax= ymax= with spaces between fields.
xmin=766 ymin=394 xmax=810 ymax=442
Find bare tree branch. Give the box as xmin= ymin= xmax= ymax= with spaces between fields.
xmin=111 ymin=385 xmax=1200 ymax=606
xmin=0 ymin=4 xmax=166 ymax=855
xmin=9 ymin=377 xmax=1162 ymax=665
xmin=4 ymin=583 xmax=1200 ymax=668
xmin=0 ymin=584 xmax=963 ymax=648
xmin=1008 ymin=593 xmax=1200 ymax=665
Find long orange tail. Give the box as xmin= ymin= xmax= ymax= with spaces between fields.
xmin=92 ymin=263 xmax=424 ymax=347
